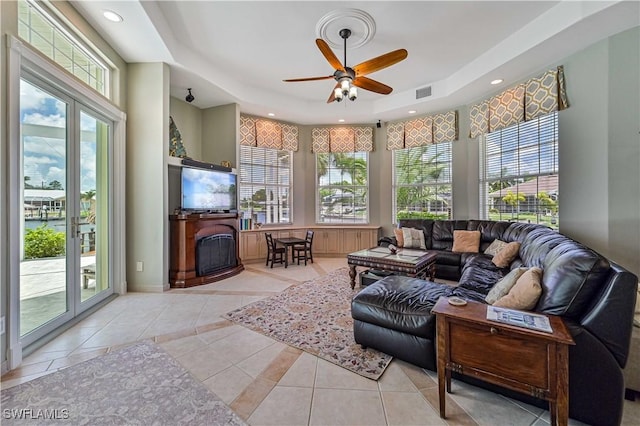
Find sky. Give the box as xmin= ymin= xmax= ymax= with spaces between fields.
xmin=20 ymin=79 xmax=99 ymax=193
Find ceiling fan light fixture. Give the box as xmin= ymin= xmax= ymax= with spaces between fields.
xmin=348 ymin=86 xmax=358 ymax=101
xmin=334 ymin=87 xmax=344 ymax=102
xmin=340 ymin=79 xmax=350 ymax=94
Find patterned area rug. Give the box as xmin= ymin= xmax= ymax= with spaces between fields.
xmin=225 ymin=267 xmax=392 ymax=380
xmin=0 ymin=341 xmax=245 ymax=425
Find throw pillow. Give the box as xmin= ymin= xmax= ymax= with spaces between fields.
xmin=402 ymin=227 xmax=426 ymax=250
xmin=493 ymin=267 xmax=543 ymax=310
xmin=452 ymin=230 xmax=481 ymax=253
xmin=485 ymin=267 xmax=528 ymax=304
xmin=393 ymin=228 xmax=404 ymax=247
xmin=484 ymin=239 xmax=508 ymax=257
xmin=491 ymin=241 xmax=521 ymax=268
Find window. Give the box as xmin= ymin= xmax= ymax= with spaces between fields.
xmin=239 ymin=145 xmax=292 ymax=225
xmin=392 ymin=142 xmax=452 ymax=222
xmin=18 ymin=0 xmax=109 ymax=96
xmin=316 ymin=152 xmax=368 ymax=223
xmin=479 ymin=112 xmax=558 ymax=228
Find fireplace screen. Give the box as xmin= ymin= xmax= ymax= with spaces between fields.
xmin=196 ymin=234 xmax=236 ymax=276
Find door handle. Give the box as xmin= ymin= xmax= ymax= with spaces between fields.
xmin=71 ymin=217 xmax=81 ymax=238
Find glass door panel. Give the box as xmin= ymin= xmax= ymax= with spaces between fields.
xmin=20 ymin=79 xmax=72 ymax=337
xmin=79 ymin=111 xmax=110 ymax=303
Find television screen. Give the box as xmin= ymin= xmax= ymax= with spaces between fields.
xmin=181 ymin=166 xmax=237 ymax=212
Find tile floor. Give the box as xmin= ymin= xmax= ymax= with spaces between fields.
xmin=2 ymin=257 xmax=639 ymax=425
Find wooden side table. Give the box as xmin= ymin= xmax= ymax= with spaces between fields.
xmin=432 ymin=297 xmax=575 ymax=426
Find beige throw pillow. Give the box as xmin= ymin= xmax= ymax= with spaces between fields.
xmin=485 ymin=267 xmax=528 ymax=304
xmin=493 ymin=267 xmax=543 ymax=310
xmin=484 ymin=239 xmax=508 ymax=256
xmin=491 ymin=241 xmax=521 ymax=268
xmin=393 ymin=228 xmax=404 ymax=247
xmin=452 ymin=230 xmax=481 ymax=253
xmin=402 ymin=227 xmax=426 ymax=250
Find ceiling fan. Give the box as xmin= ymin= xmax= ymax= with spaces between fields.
xmin=283 ymin=28 xmax=408 ymax=103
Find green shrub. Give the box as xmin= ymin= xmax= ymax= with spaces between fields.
xmin=24 ymin=225 xmax=65 ymax=259
xmin=396 ymin=211 xmax=449 ymax=220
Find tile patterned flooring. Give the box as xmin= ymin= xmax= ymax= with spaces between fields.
xmin=2 ymin=257 xmax=639 ymax=425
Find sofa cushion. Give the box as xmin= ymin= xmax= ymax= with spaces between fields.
xmin=351 ymin=275 xmax=453 ymax=338
xmin=484 ymin=239 xmax=508 ymax=256
xmin=537 ymin=242 xmax=611 ymax=318
xmin=492 ymin=242 xmax=521 ymax=268
xmin=458 ymin=255 xmax=509 ymax=295
xmin=435 ymin=250 xmax=462 ymax=267
xmin=468 ymin=220 xmax=512 ymax=252
xmin=402 ymin=227 xmax=426 ymax=249
xmin=431 ymin=220 xmax=468 ymax=250
xmin=494 ymin=267 xmax=543 ymax=310
xmin=452 ymin=230 xmax=481 ymax=253
xmin=398 ymin=219 xmax=434 ymax=249
xmin=485 ymin=267 xmax=528 ymax=304
xmin=393 ymin=228 xmax=404 ymax=247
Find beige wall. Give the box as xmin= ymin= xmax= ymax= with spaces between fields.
xmin=559 ymin=27 xmax=640 ymax=275
xmin=202 ymin=103 xmax=239 ymax=167
xmin=126 ymin=63 xmax=170 ymax=292
xmin=169 ymin=98 xmax=202 ymax=160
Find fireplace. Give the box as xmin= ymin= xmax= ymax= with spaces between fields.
xmin=196 ymin=234 xmax=237 ymax=276
xmin=169 ymin=213 xmax=244 ymax=288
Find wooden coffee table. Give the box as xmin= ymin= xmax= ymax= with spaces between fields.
xmin=347 ymin=246 xmax=437 ymax=289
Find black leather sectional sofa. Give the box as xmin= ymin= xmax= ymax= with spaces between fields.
xmin=352 ymin=219 xmax=638 ymax=426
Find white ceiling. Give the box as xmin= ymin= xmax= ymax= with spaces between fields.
xmin=70 ymin=1 xmax=639 ymax=125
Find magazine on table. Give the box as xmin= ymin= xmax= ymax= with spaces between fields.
xmin=486 ymin=306 xmax=553 ymax=333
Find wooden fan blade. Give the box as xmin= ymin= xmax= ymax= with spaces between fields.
xmin=283 ymin=75 xmax=334 ymax=82
xmin=327 ymin=83 xmax=339 ymax=103
xmin=353 ymin=76 xmax=393 ymax=95
xmin=316 ymin=39 xmax=345 ymax=72
xmin=353 ymin=49 xmax=408 ymax=76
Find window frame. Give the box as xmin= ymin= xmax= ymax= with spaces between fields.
xmin=315 ymin=151 xmax=370 ymax=224
xmin=479 ymin=112 xmax=559 ymax=228
xmin=17 ymin=0 xmax=110 ymax=97
xmin=238 ymin=145 xmax=293 ymax=226
xmin=391 ymin=142 xmax=453 ymax=224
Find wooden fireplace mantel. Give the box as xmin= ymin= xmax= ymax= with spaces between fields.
xmin=169 ymin=213 xmax=244 ymax=288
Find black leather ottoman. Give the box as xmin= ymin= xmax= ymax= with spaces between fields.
xmin=351 ymin=275 xmax=454 ymax=370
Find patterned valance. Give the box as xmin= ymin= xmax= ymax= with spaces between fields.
xmin=386 ymin=110 xmax=458 ymax=150
xmin=239 ymin=115 xmax=299 ymax=151
xmin=312 ymin=126 xmax=373 ymax=153
xmin=469 ymin=66 xmax=569 ymax=138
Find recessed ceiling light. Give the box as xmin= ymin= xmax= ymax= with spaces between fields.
xmin=102 ymin=10 xmax=123 ymax=22
xmin=338 ymin=119 xmax=345 ymax=123
xmin=408 ymin=110 xmax=417 ymax=114
xmin=267 ymin=113 xmax=275 ymax=117
xmin=491 ymin=79 xmax=503 ymax=85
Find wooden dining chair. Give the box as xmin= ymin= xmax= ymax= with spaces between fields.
xmin=292 ymin=230 xmax=314 ymax=265
xmin=265 ymin=233 xmax=286 ymax=268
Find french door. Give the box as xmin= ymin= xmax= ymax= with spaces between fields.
xmin=18 ymin=74 xmax=113 ymax=347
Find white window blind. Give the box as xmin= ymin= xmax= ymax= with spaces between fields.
xmin=392 ymin=142 xmax=452 ymax=222
xmin=239 ymin=145 xmax=292 ymax=225
xmin=316 ymin=152 xmax=368 ymax=223
xmin=18 ymin=0 xmax=109 ymax=96
xmin=479 ymin=112 xmax=558 ymax=228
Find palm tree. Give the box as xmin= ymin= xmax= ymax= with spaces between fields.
xmin=395 ymin=146 xmax=445 ymax=213
xmin=81 ymin=190 xmax=96 ymax=223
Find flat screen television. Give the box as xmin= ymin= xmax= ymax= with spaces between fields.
xmin=181 ymin=166 xmax=237 ymax=212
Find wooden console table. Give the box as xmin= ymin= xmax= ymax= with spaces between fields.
xmin=432 ymin=298 xmax=574 ymax=426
